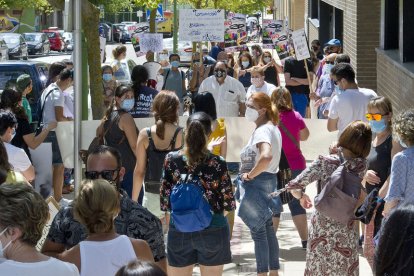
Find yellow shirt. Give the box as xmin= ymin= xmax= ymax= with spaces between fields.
xmin=208 ymin=118 xmax=226 ymax=156
xmin=5 ymin=170 xmax=27 ymax=184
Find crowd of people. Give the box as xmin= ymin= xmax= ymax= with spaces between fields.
xmin=0 ymin=37 xmax=414 ymax=276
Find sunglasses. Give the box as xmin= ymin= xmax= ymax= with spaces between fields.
xmin=84 ymin=169 xmax=120 ymax=181
xmin=365 ymin=113 xmax=387 ymax=121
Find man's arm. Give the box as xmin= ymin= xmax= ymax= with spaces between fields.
xmin=41 ymin=239 xmax=66 ymax=258
xmin=284 ymin=72 xmax=302 ymax=86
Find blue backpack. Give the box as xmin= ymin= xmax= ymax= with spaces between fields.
xmin=170 ymin=171 xmax=213 ymax=232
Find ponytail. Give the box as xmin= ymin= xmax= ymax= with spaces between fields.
xmin=156 ymin=119 xmax=166 ymax=140
xmin=184 ymin=112 xmax=212 ymax=166
xmin=251 ymin=92 xmax=279 ymax=125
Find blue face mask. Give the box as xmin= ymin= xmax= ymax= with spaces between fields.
xmin=171 ymin=61 xmax=180 ymax=68
xmin=242 ymin=61 xmax=250 ymax=68
xmin=334 ymin=84 xmax=345 ymax=96
xmin=121 ymin=98 xmax=135 ymax=112
xmin=103 ymin=73 xmax=112 ymax=82
xmin=369 ymin=119 xmax=387 ymax=133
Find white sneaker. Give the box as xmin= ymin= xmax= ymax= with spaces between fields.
xmin=59 ymin=197 xmax=72 ymax=208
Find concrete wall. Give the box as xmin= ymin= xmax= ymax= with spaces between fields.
xmin=376 ymin=48 xmax=414 ymax=111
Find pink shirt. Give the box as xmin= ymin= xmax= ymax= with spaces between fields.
xmin=279 ymin=110 xmax=306 ymax=170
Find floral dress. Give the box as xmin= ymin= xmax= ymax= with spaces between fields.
xmin=287 ymin=154 xmax=367 ymax=276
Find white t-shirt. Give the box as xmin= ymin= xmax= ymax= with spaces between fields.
xmin=5 ymin=143 xmax=32 ymax=172
xmin=63 ymin=86 xmax=74 ymax=119
xmin=40 ymin=83 xmax=64 ymax=128
xmin=328 ymin=87 xmax=377 ymax=136
xmin=198 ymin=75 xmax=246 ymax=117
xmin=0 ymin=257 xmax=79 ymax=276
xmin=240 ymin=123 xmax=282 ymax=173
xmin=246 ymin=82 xmax=277 ymax=99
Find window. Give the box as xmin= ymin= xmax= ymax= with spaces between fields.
xmin=381 ymin=0 xmax=398 ymax=50
xmin=401 ymin=0 xmax=414 ymax=62
xmin=310 ymin=0 xmax=319 ymax=19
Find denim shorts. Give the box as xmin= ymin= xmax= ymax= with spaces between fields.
xmin=167 ymin=222 xmax=232 ymax=267
xmin=44 ymin=131 xmax=63 ymax=165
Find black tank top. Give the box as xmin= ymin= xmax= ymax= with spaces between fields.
xmin=104 ymin=110 xmax=137 ymax=172
xmin=366 ymin=135 xmax=392 ymax=194
xmin=145 ymin=126 xmax=183 ymax=193
xmin=264 ymin=66 xmax=279 ymax=86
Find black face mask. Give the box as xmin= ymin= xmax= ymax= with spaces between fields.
xmin=214 ymin=69 xmax=227 ymax=78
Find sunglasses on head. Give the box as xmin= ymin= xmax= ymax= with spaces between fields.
xmin=366 ymin=113 xmax=387 ymax=121
xmin=84 ymin=169 xmax=120 ymax=181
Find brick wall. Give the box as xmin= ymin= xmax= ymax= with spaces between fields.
xmin=291 ymin=0 xmax=305 ymax=30
xmin=377 ymin=49 xmax=414 ymax=111
xmin=308 ymin=19 xmax=319 ymax=47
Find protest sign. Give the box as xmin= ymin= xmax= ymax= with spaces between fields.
xmin=291 ymin=28 xmax=310 ymax=61
xmin=179 ymin=9 xmax=225 ymax=42
xmin=131 ymin=22 xmax=150 ymax=57
xmin=262 ymin=19 xmax=283 ymax=48
xmin=36 ymin=197 xmax=60 ymax=251
xmin=224 ymin=12 xmax=247 ymax=52
xmin=139 ymin=33 xmax=163 ymax=53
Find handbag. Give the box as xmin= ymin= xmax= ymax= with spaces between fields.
xmin=355 ymin=188 xmax=380 ymax=224
xmin=314 ymin=159 xmax=363 ymax=226
xmin=277 ymin=149 xmax=295 ymax=204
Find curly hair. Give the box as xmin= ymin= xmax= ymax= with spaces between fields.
xmin=393 ymin=109 xmax=414 ymax=146
xmin=0 ymin=182 xmax=49 ymax=246
xmin=74 ymin=179 xmax=120 ymax=234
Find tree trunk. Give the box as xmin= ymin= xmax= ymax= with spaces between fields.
xmin=82 ymin=4 xmax=104 ymax=119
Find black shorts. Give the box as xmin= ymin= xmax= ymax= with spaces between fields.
xmin=167 ymin=224 xmax=232 ymax=267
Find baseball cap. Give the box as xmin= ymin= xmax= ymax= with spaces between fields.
xmin=16 ymin=74 xmax=32 ymax=92
xmin=324 ymin=39 xmax=342 ymax=47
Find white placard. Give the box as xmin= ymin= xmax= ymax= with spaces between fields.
xmin=139 ymin=33 xmax=164 ymax=53
xmin=36 ymin=197 xmax=60 ymax=251
xmin=179 ymin=9 xmax=225 ymax=42
xmin=29 ymin=143 xmax=53 ymax=197
xmin=291 ymin=28 xmax=310 ymax=61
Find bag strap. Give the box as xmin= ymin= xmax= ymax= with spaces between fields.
xmin=162 ymin=69 xmax=171 ymax=90
xmin=100 ymin=111 xmax=125 ymax=145
xmin=169 ymin=127 xmax=183 ymax=149
xmin=38 ymin=88 xmax=58 ymax=126
xmin=279 ymin=121 xmax=300 ymax=150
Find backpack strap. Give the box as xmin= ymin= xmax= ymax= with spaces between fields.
xmin=38 ymin=88 xmax=58 ymax=126
xmin=162 ymin=68 xmax=171 ymax=90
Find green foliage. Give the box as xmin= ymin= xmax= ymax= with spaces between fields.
xmin=177 ymin=0 xmax=271 ymax=13
xmin=0 ymin=0 xmax=52 ymax=12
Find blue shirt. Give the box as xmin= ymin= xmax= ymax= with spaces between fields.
xmin=385 ymin=147 xmax=414 ymax=204
xmin=129 ymin=86 xmax=158 ymax=118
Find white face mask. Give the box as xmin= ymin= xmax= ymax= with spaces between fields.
xmin=245 ymin=107 xmax=259 ymax=122
xmin=0 ymin=228 xmax=12 ymax=259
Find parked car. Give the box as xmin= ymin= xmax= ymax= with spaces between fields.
xmin=42 ymin=27 xmax=65 ymax=51
xmin=0 ymin=33 xmax=28 ymax=60
xmin=62 ymin=32 xmax=73 ymax=51
xmin=0 ymin=60 xmax=49 ymax=122
xmin=103 ymin=59 xmax=136 ymax=86
xmin=23 ymin=33 xmax=50 ymax=55
xmin=163 ymin=38 xmax=193 ymax=64
xmin=112 ymin=24 xmax=130 ymax=44
xmin=99 ymin=22 xmax=112 ymax=42
xmin=0 ymin=38 xmax=8 ymax=61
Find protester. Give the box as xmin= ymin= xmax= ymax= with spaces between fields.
xmin=236 ymin=52 xmax=254 ymax=90
xmin=270 ymin=87 xmax=309 ymax=249
xmin=97 ymin=85 xmax=138 ymax=200
xmin=260 ymin=51 xmax=281 ymax=86
xmin=327 ymin=63 xmax=377 ymax=136
xmin=187 ymin=52 xmax=215 ymax=94
xmin=287 ymin=121 xmax=372 ymax=275
xmin=216 ymin=51 xmax=234 ymax=77
xmin=246 ymin=66 xmax=277 ymax=99
xmin=129 ymin=65 xmax=158 ymax=118
xmin=0 ymin=182 xmax=79 ymax=275
xmin=0 ymin=109 xmax=35 ymax=183
xmin=198 ymin=62 xmax=246 ymax=117
xmin=41 ymin=145 xmax=167 ymax=272
xmin=210 ymin=42 xmax=225 ymax=61
xmin=383 ymin=109 xmax=414 ymax=215
xmin=15 ymin=74 xmax=33 ymax=123
xmin=374 ymin=204 xmax=414 ymax=276
xmin=315 ymin=39 xmax=342 ymax=80
xmin=116 ymin=260 xmax=166 ymax=276
xmin=160 ymin=112 xmax=236 ymax=276
xmin=159 ymin=54 xmax=186 ymax=114
xmin=283 ymin=55 xmax=314 ymax=118
xmin=0 ymin=140 xmax=27 ymax=184
xmin=111 ymin=45 xmax=128 ymax=81
xmin=202 ymin=46 xmax=217 ymax=64
xmin=59 ymin=179 xmax=154 ymax=275
xmin=251 ymin=44 xmax=263 ymax=66
xmin=362 ymin=96 xmax=397 ymax=269
xmin=102 ymin=65 xmax=118 ymax=107
xmin=238 ymin=92 xmax=282 ymax=275
xmin=314 ymin=53 xmax=337 ymax=118
xmin=133 ymin=91 xmax=183 ymax=227
xmin=41 ymin=66 xmax=74 ymax=203
xmin=310 ymin=39 xmax=323 ymax=60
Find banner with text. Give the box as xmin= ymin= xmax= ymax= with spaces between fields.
xmin=224 ymin=12 xmax=247 ymax=52
xmin=179 ymin=9 xmax=225 ymax=42
xmin=131 ymin=22 xmax=150 ymax=57
xmin=291 ymin=28 xmax=310 ymax=61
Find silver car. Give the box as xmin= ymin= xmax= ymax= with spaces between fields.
xmin=0 ymin=38 xmax=8 ymax=61
xmin=0 ymin=33 xmax=28 ymax=60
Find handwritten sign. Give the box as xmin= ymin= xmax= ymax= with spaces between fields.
xmin=131 ymin=22 xmax=150 ymax=57
xmin=36 ymin=197 xmax=60 ymax=251
xmin=139 ymin=33 xmax=163 ymax=53
xmin=291 ymin=28 xmax=310 ymax=61
xmin=179 ymin=9 xmax=225 ymax=42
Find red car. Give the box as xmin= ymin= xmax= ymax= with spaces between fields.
xmin=42 ymin=28 xmax=64 ymax=52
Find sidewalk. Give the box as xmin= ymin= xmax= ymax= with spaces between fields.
xmin=193 ymin=182 xmax=373 ymax=276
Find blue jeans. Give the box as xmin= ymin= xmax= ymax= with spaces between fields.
xmin=250 ymin=218 xmax=280 ymax=273
xmin=291 ymin=93 xmax=308 ymax=118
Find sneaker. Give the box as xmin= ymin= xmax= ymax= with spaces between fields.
xmin=302 ymin=240 xmax=308 ymax=249
xmin=59 ymin=197 xmax=72 ymax=208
